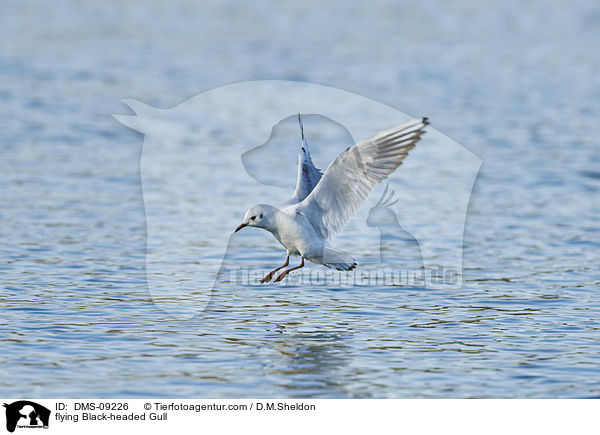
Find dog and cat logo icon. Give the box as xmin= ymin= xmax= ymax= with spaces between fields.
xmin=3 ymin=401 xmax=50 ymax=433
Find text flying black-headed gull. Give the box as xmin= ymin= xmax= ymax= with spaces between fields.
xmin=235 ymin=114 xmax=429 ymax=282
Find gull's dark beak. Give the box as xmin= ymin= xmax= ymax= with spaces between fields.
xmin=235 ymin=223 xmax=248 ymax=233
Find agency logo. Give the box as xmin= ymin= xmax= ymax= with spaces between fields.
xmin=3 ymin=401 xmax=50 ymax=433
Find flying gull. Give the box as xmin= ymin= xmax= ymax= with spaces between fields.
xmin=235 ymin=114 xmax=429 ymax=282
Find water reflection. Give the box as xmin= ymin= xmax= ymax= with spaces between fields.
xmin=268 ymin=331 xmax=352 ymax=397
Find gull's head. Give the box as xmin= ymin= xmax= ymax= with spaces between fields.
xmin=235 ymin=204 xmax=275 ymax=233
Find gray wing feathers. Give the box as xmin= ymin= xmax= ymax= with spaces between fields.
xmin=298 ymin=117 xmax=429 ymax=239
xmin=283 ymin=114 xmax=323 ymax=205
xmin=289 ymin=146 xmax=323 ymax=203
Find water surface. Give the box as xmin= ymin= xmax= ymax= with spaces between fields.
xmin=1 ymin=0 xmax=599 ymax=398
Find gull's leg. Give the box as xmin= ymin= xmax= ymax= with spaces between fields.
xmin=274 ymin=257 xmax=305 ymax=282
xmin=260 ymin=254 xmax=290 ymax=283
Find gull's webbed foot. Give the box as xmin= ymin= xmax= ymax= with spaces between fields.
xmin=259 ymin=254 xmax=290 ymax=283
xmin=260 ymin=271 xmax=276 ymax=283
xmin=273 ymin=270 xmax=290 ymax=282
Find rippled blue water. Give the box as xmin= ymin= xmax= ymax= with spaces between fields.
xmin=1 ymin=0 xmax=599 ymax=398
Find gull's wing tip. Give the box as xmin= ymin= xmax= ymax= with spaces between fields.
xmin=422 ymin=116 xmax=430 ymax=125
xmin=298 ymin=113 xmax=305 ymax=144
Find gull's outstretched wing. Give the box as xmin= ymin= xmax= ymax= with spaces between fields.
xmin=282 ymin=114 xmax=323 ymax=205
xmin=297 ymin=117 xmax=429 ymax=239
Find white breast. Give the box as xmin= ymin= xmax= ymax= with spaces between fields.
xmin=272 ymin=208 xmax=323 ymax=257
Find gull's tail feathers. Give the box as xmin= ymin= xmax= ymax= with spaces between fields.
xmin=322 ymin=247 xmax=357 ymax=271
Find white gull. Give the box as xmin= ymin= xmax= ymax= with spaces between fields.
xmin=235 ymin=114 xmax=429 ymax=282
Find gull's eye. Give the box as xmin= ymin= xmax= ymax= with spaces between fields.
xmin=259 ymin=213 xmax=263 ymax=219
xmin=250 ymin=216 xmax=256 ymax=221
